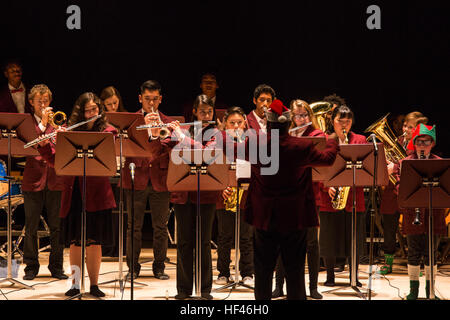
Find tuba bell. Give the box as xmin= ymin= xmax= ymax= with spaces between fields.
xmin=310 ymin=101 xmax=333 ymax=133
xmin=364 ymin=113 xmax=407 ymax=185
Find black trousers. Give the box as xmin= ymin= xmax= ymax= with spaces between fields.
xmin=407 ymin=234 xmax=441 ymax=266
xmin=275 ymin=227 xmax=320 ymax=290
xmin=173 ymin=201 xmax=216 ymax=295
xmin=216 ymin=208 xmax=254 ymax=278
xmin=254 ymin=228 xmax=308 ymax=300
xmin=23 ymin=188 xmax=63 ymax=274
xmin=382 ymin=212 xmax=400 ymax=255
xmin=125 ymin=185 xmax=170 ymax=274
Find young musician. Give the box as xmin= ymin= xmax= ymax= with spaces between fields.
xmin=121 ymin=80 xmax=172 ymax=280
xmin=318 ymin=105 xmax=367 ymax=287
xmin=216 ymin=106 xmax=254 ymax=286
xmin=22 ymin=84 xmax=67 ymax=281
xmin=238 ymin=99 xmax=339 ymax=300
xmin=379 ymin=111 xmax=428 ymax=275
xmin=37 ymin=92 xmax=117 ymax=297
xmin=394 ymin=124 xmax=446 ymax=300
xmin=272 ymin=99 xmax=325 ymax=299
xmin=246 ymin=84 xmax=276 ymax=134
xmin=100 ymin=86 xmax=127 ymax=112
xmin=0 ymin=60 xmax=32 ymax=114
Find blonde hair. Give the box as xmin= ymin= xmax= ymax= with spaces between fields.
xmin=28 ymin=84 xmax=52 ymax=102
xmin=404 ymin=111 xmax=428 ymax=126
xmin=289 ymin=99 xmax=320 ymax=130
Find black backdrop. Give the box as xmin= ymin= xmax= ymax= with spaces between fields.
xmin=1 ymin=0 xmax=449 ymax=155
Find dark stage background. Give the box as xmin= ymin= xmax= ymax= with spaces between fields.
xmin=1 ymin=0 xmax=449 ymax=155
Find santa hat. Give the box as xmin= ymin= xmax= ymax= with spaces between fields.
xmin=407 ymin=123 xmax=436 ymax=151
xmin=266 ymin=99 xmax=291 ymax=123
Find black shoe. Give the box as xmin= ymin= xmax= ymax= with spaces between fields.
xmin=309 ymin=288 xmax=323 ymax=299
xmin=272 ymin=286 xmax=284 ymax=298
xmin=126 ymin=271 xmax=139 ymax=280
xmin=324 ymin=278 xmax=335 ymax=287
xmin=90 ymin=285 xmax=105 ymax=297
xmin=201 ymin=293 xmax=213 ymax=300
xmin=154 ymin=272 xmax=169 ymax=280
xmin=65 ymin=288 xmax=80 ymax=297
xmin=355 ymin=280 xmax=362 ymax=287
xmin=51 ymin=270 xmax=69 ymax=280
xmin=175 ymin=292 xmax=190 ymax=300
xmin=23 ymin=270 xmax=38 ymax=281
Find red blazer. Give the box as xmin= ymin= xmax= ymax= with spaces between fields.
xmin=37 ymin=125 xmax=118 ymax=218
xmin=246 ymin=110 xmax=264 ymax=133
xmin=241 ymin=132 xmax=339 ymax=232
xmin=121 ymin=110 xmax=173 ymax=192
xmin=318 ymin=132 xmax=367 ymax=213
xmin=22 ymin=117 xmax=65 ymax=192
xmin=0 ymin=84 xmax=33 ymax=114
xmin=394 ymin=153 xmax=447 ymax=235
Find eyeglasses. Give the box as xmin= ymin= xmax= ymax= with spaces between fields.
xmin=293 ymin=113 xmax=309 ymax=119
xmin=415 ymin=139 xmax=433 ymax=146
xmin=143 ymin=96 xmax=161 ymax=103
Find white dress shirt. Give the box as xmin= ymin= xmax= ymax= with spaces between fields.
xmin=9 ymin=83 xmax=26 ymax=113
xmin=252 ymin=110 xmax=267 ymax=134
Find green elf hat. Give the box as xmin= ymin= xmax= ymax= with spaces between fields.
xmin=407 ymin=123 xmax=436 ymax=151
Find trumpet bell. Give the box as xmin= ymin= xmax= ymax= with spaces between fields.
xmin=48 ymin=111 xmax=67 ymax=127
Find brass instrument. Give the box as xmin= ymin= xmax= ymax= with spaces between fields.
xmin=48 ymin=111 xmax=67 ymax=128
xmin=310 ymin=101 xmax=333 ymax=133
xmin=331 ymin=129 xmax=350 ymax=210
xmin=364 ymin=113 xmax=407 ymax=184
xmin=144 ymin=107 xmax=171 ymax=139
xmin=224 ymin=187 xmax=244 ymax=213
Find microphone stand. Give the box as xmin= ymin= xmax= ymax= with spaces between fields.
xmin=368 ymin=135 xmax=378 ymax=300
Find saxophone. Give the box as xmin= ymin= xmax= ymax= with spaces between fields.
xmin=331 ymin=130 xmax=351 ymax=210
xmin=224 ymin=187 xmax=244 ymax=213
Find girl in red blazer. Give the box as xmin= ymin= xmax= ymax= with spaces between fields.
xmin=272 ymin=99 xmax=325 ymax=299
xmin=318 ymin=105 xmax=367 ymax=288
xmin=38 ymin=92 xmax=117 ymax=298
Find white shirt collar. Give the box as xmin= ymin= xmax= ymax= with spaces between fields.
xmin=8 ymin=82 xmax=24 ymax=91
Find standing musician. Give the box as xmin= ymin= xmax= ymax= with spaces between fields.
xmin=394 ymin=124 xmax=446 ymax=300
xmin=216 ymin=106 xmax=254 ymax=286
xmin=121 ymin=80 xmax=172 ymax=280
xmin=235 ymin=99 xmax=339 ymax=300
xmin=37 ymin=92 xmax=117 ymax=298
xmin=22 ymin=84 xmax=67 ymax=281
xmin=246 ymin=84 xmax=276 ymax=134
xmin=379 ymin=111 xmax=428 ymax=275
xmin=0 ymin=60 xmax=32 ymax=114
xmin=318 ymin=105 xmax=367 ymax=287
xmin=272 ymin=99 xmax=325 ymax=299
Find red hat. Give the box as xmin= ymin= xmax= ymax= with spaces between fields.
xmin=267 ymin=99 xmax=291 ymax=123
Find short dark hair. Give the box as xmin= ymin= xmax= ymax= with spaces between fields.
xmin=331 ymin=105 xmax=354 ymax=122
xmin=140 ymin=80 xmax=162 ymax=95
xmin=323 ymin=93 xmax=346 ymax=107
xmin=201 ymin=72 xmax=217 ymax=82
xmin=253 ymin=84 xmax=276 ymax=100
xmin=224 ymin=106 xmax=246 ymax=122
xmin=3 ymin=59 xmax=22 ymax=72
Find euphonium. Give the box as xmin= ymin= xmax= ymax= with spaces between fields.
xmin=331 ymin=129 xmax=350 ymax=210
xmin=48 ymin=111 xmax=67 ymax=128
xmin=364 ymin=113 xmax=407 ymax=185
xmin=224 ymin=187 xmax=244 ymax=213
xmin=310 ymin=101 xmax=333 ymax=133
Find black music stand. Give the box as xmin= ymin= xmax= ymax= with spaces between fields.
xmin=398 ymin=159 xmax=450 ymax=300
xmin=167 ymin=148 xmax=228 ymax=299
xmin=322 ymin=143 xmax=388 ymax=300
xmin=0 ymin=113 xmax=38 ymax=290
xmin=54 ymin=131 xmax=116 ymax=300
xmin=214 ymin=158 xmax=253 ymax=292
xmin=100 ymin=112 xmax=151 ymax=293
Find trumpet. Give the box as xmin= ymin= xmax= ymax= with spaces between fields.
xmin=48 ymin=110 xmax=67 ymax=128
xmin=24 ymin=114 xmax=101 ymax=149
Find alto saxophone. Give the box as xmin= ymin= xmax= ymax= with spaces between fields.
xmin=331 ymin=130 xmax=351 ymax=210
xmin=224 ymin=187 xmax=244 ymax=213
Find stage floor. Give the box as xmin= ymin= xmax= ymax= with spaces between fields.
xmin=1 ymin=248 xmax=449 ymax=300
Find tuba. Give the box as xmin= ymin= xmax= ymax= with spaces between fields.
xmin=364 ymin=113 xmax=407 ymax=185
xmin=310 ymin=101 xmax=333 ymax=133
xmin=331 ymin=129 xmax=350 ymax=210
